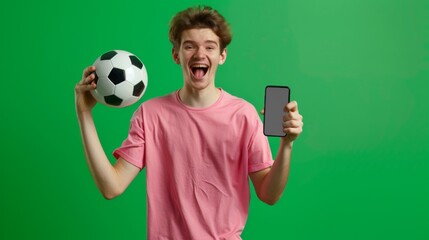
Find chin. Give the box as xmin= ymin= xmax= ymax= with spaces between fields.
xmin=186 ymin=78 xmax=211 ymax=90
xmin=191 ymin=82 xmax=210 ymax=90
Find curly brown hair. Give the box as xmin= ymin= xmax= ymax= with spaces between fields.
xmin=169 ymin=6 xmax=232 ymax=52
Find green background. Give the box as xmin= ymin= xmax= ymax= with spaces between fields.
xmin=1 ymin=0 xmax=428 ymax=239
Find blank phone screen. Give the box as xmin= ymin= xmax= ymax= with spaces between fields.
xmin=264 ymin=86 xmax=290 ymax=137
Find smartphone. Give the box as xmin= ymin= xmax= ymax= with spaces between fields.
xmin=263 ymin=86 xmax=290 ymax=137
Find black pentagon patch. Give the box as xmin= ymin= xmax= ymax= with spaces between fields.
xmin=129 ymin=55 xmax=143 ymax=69
xmin=133 ymin=81 xmax=145 ymax=97
xmin=104 ymin=95 xmax=123 ymax=106
xmin=100 ymin=51 xmax=117 ymax=60
xmin=108 ymin=68 xmax=125 ymax=84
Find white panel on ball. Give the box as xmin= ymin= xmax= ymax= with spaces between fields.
xmin=93 ymin=76 xmax=115 ymax=99
xmin=111 ymin=50 xmax=133 ymax=70
xmin=94 ymin=59 xmax=113 ymax=77
xmin=122 ymin=96 xmax=139 ymax=107
xmin=125 ymin=66 xmax=142 ymax=85
xmin=114 ymin=81 xmax=134 ymax=100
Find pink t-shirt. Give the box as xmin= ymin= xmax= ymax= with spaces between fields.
xmin=113 ymin=89 xmax=273 ymax=240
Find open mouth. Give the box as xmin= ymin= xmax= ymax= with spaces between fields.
xmin=190 ymin=64 xmax=209 ymax=79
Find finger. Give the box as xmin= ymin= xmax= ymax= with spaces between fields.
xmin=284 ymin=101 xmax=298 ymax=112
xmin=283 ymin=126 xmax=303 ymax=135
xmin=283 ymin=112 xmax=303 ymax=121
xmin=83 ymin=66 xmax=96 ymax=76
xmin=82 ymin=66 xmax=96 ymax=78
xmin=80 ymin=72 xmax=96 ymax=85
xmin=283 ymin=119 xmax=303 ymax=128
xmin=79 ymin=66 xmax=95 ymax=85
xmin=75 ymin=79 xmax=96 ymax=91
xmin=76 ymin=72 xmax=96 ymax=89
xmin=260 ymin=109 xmax=265 ymax=115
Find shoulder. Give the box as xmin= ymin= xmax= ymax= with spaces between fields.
xmin=221 ymin=90 xmax=259 ymax=115
xmin=138 ymin=92 xmax=176 ymax=110
xmin=220 ymin=90 xmax=261 ymax=127
xmin=130 ymin=92 xmax=177 ymax=119
xmin=142 ymin=92 xmax=175 ymax=107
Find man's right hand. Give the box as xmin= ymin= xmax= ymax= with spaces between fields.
xmin=75 ymin=66 xmax=97 ymax=113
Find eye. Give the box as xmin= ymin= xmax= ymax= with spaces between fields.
xmin=184 ymin=45 xmax=194 ymax=50
xmin=206 ymin=46 xmax=215 ymax=51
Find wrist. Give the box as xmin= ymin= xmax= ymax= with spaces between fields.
xmin=76 ymin=109 xmax=93 ymax=120
xmin=280 ymin=138 xmax=293 ymax=149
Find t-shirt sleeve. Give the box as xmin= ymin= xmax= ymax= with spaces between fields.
xmin=247 ymin=108 xmax=274 ymax=173
xmin=113 ymin=107 xmax=146 ymax=169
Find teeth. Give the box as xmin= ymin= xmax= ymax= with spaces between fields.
xmin=191 ymin=64 xmax=208 ymax=68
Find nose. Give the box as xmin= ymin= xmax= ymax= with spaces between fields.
xmin=193 ymin=46 xmax=206 ymax=59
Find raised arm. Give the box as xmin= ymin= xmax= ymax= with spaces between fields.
xmin=75 ymin=66 xmax=140 ymax=199
xmin=250 ymin=101 xmax=303 ymax=205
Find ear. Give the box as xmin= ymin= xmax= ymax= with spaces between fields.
xmin=219 ymin=48 xmax=227 ymax=65
xmin=172 ymin=48 xmax=180 ymax=64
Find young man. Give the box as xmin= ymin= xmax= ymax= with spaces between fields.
xmin=75 ymin=6 xmax=303 ymax=240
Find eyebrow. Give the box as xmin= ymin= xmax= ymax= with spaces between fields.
xmin=182 ymin=40 xmax=219 ymax=46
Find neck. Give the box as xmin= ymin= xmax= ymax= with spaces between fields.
xmin=179 ymin=86 xmax=221 ymax=108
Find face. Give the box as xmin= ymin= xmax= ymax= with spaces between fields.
xmin=172 ymin=28 xmax=227 ymax=91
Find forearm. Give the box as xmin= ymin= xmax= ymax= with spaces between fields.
xmin=77 ymin=111 xmax=122 ymax=199
xmin=259 ymin=140 xmax=293 ymax=205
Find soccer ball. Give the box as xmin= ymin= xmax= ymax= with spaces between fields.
xmin=91 ymin=50 xmax=148 ymax=108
